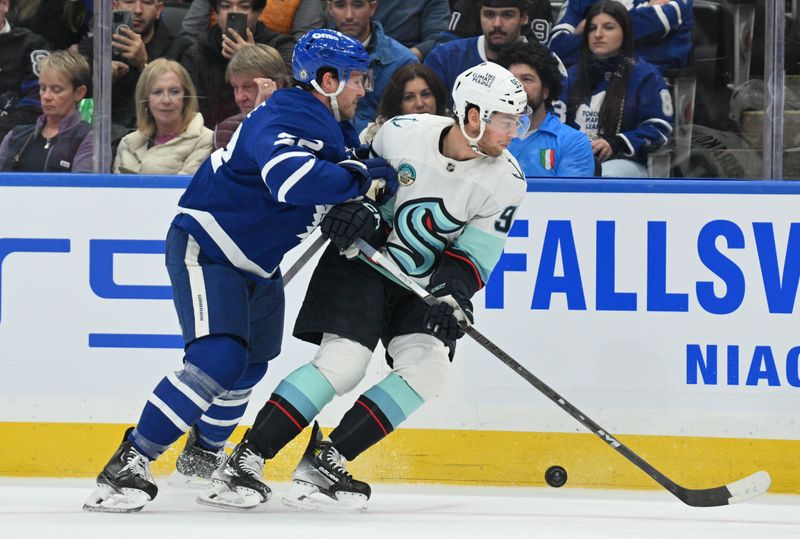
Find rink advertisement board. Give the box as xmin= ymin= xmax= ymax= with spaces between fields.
xmin=1 ymin=174 xmax=798 ymax=493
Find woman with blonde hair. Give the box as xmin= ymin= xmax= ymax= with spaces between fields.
xmin=0 ymin=50 xmax=92 ymax=172
xmin=114 ymin=58 xmax=213 ymax=175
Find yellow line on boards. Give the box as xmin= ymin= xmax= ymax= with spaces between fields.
xmin=0 ymin=422 xmax=797 ymax=494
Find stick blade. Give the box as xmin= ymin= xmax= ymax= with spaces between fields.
xmin=726 ymin=470 xmax=771 ymax=504
xmin=678 ymin=470 xmax=771 ymax=507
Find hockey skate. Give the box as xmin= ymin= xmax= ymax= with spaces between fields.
xmin=196 ymin=430 xmax=271 ymax=510
xmin=82 ymin=427 xmax=158 ymax=513
xmin=281 ymin=421 xmax=371 ymax=512
xmin=168 ymin=426 xmax=225 ymax=489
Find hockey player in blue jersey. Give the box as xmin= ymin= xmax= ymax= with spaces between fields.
xmin=549 ymin=0 xmax=693 ymax=75
xmin=82 ymin=28 xmax=398 ymax=513
xmin=197 ymin=61 xmax=530 ymax=512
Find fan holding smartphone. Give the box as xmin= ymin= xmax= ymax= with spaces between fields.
xmin=222 ymin=11 xmax=254 ymax=59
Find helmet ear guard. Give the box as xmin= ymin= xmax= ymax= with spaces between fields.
xmin=451 ymin=62 xmax=530 ymax=153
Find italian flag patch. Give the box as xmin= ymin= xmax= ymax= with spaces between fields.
xmin=540 ymin=149 xmax=555 ymax=170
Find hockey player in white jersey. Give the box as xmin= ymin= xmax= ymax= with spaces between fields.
xmin=82 ymin=28 xmax=398 ymax=513
xmin=198 ymin=61 xmax=530 ymax=511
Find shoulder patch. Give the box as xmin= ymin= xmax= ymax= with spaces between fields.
xmin=397 ymin=162 xmax=416 ymax=186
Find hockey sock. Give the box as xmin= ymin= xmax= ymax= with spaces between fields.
xmin=195 ymin=361 xmax=269 ymax=451
xmin=329 ymin=373 xmax=424 ymax=461
xmin=247 ymin=363 xmax=336 ymax=458
xmin=129 ymin=335 xmax=248 ymax=460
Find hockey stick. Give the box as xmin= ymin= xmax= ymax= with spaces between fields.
xmin=281 ymin=233 xmax=328 ymax=285
xmin=353 ymin=238 xmax=771 ymax=507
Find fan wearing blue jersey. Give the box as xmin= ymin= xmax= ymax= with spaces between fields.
xmin=198 ymin=62 xmax=529 ymax=512
xmin=549 ymin=0 xmax=692 ymax=75
xmin=426 ymin=0 xmax=532 ymax=109
xmin=83 ymin=28 xmax=398 ymax=514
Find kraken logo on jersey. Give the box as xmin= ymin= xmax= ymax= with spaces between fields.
xmin=387 ymin=199 xmax=465 ymax=277
xmin=397 ymin=163 xmax=416 ymax=186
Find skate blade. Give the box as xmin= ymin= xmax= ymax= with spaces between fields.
xmin=196 ymin=480 xmax=268 ymax=510
xmin=82 ymin=483 xmax=150 ymax=513
xmin=281 ymin=480 xmax=368 ymax=512
xmin=167 ymin=470 xmax=213 ymax=490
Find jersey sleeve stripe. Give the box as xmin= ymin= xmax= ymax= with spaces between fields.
xmin=177 ymin=206 xmax=277 ymax=279
xmin=260 ymin=150 xmax=315 ymax=187
xmin=277 ymin=158 xmax=316 ymax=202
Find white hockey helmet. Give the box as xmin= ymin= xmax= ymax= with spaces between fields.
xmin=451 ymin=62 xmax=530 ymax=153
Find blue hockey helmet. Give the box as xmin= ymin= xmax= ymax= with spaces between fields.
xmin=292 ymin=29 xmax=370 ymax=88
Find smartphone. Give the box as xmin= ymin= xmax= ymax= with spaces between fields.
xmin=112 ymin=10 xmax=134 ymax=36
xmin=226 ymin=12 xmax=248 ymax=39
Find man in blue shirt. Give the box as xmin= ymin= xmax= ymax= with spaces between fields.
xmin=499 ymin=42 xmax=595 ymax=178
xmin=327 ymin=0 xmax=417 ymax=133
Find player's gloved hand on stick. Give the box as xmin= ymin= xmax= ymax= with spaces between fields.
xmin=338 ymin=157 xmax=398 ymax=204
xmin=424 ymin=279 xmax=474 ymax=342
xmin=321 ymin=201 xmax=382 ymax=253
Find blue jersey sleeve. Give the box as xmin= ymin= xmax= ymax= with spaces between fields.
xmin=629 ymin=0 xmax=692 ymax=42
xmin=548 ymin=0 xmax=588 ymax=68
xmin=618 ymin=66 xmax=674 ymax=158
xmin=254 ymin=131 xmax=364 ymax=205
xmin=557 ymin=128 xmax=596 ymax=177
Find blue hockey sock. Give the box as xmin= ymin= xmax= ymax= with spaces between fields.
xmin=195 ymin=361 xmax=269 ymax=450
xmin=129 ymin=335 xmax=248 ymax=460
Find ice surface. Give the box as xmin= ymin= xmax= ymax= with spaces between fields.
xmin=1 ymin=478 xmax=798 ymax=539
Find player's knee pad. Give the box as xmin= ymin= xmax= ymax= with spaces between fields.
xmin=231 ymin=360 xmax=269 ymax=391
xmin=387 ymin=333 xmax=450 ymax=401
xmin=311 ymin=333 xmax=372 ymax=396
xmin=184 ymin=334 xmax=249 ymax=392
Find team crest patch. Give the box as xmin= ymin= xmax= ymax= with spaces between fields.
xmin=397 ymin=163 xmax=416 ymax=185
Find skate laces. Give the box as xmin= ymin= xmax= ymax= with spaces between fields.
xmin=121 ymin=449 xmax=152 ymax=480
xmin=321 ymin=444 xmax=351 ymax=479
xmin=234 ymin=447 xmax=264 ymax=479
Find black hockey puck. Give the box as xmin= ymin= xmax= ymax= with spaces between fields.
xmin=545 ymin=465 xmax=567 ymax=488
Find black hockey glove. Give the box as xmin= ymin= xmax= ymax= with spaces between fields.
xmin=320 ymin=201 xmax=382 ymax=251
xmin=424 ymin=279 xmax=474 ymax=343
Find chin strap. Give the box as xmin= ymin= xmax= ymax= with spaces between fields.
xmin=457 ymin=116 xmax=489 ymax=157
xmin=311 ymin=79 xmax=347 ymax=122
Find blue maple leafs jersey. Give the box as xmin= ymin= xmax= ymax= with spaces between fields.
xmin=173 ymin=88 xmax=365 ymax=281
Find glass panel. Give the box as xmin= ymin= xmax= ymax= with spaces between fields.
xmin=672 ymin=0 xmax=766 ymax=179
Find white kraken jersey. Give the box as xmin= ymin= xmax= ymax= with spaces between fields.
xmin=371 ymin=113 xmax=527 ymax=287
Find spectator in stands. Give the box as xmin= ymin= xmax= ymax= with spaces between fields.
xmin=181 ymin=0 xmax=322 ymax=39
xmin=113 ymin=59 xmax=213 ymax=175
xmin=0 ymin=50 xmax=93 ymax=172
xmin=0 ymin=0 xmax=50 ymax=142
xmin=359 ymin=63 xmax=448 ymax=143
xmin=560 ymin=0 xmax=673 ymax=177
xmin=373 ymin=0 xmax=450 ymax=60
xmin=439 ymin=0 xmax=553 ymax=46
xmin=427 ymin=0 xmax=563 ymax=108
xmin=8 ymin=0 xmax=90 ymax=49
xmin=180 ymin=0 xmax=295 ymax=129
xmin=214 ymin=44 xmax=292 ymax=149
xmin=326 ymin=0 xmax=417 ymax=134
xmin=75 ymin=0 xmax=193 ymax=130
xmin=499 ymin=42 xmax=595 ymax=177
xmin=549 ymin=0 xmax=693 ymax=75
